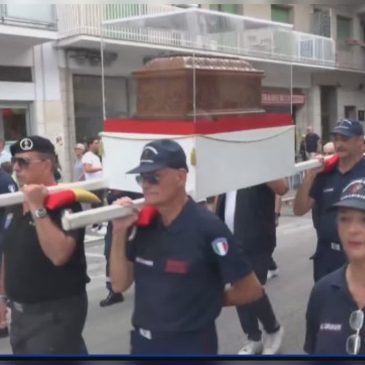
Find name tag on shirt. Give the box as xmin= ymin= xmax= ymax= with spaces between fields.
xmin=165 ymin=259 xmax=189 ymax=274
xmin=320 ymin=323 xmax=342 ymax=332
xmin=323 ymin=188 xmax=334 ymax=193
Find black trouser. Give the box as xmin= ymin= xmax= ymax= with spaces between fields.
xmin=10 ymin=292 xmax=88 ymax=354
xmin=236 ymin=252 xmax=279 ymax=341
xmin=268 ymin=256 xmax=277 ymax=271
xmin=104 ymin=221 xmax=113 ymax=291
xmin=130 ymin=323 xmax=218 ymax=355
xmin=311 ymin=244 xmax=346 ymax=282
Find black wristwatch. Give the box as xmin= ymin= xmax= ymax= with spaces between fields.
xmin=33 ymin=207 xmax=48 ymax=219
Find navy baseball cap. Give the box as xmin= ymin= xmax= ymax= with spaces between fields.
xmin=127 ymin=139 xmax=188 ymax=174
xmin=333 ymin=179 xmax=365 ymax=211
xmin=10 ymin=136 xmax=56 ymax=156
xmin=331 ymin=119 xmax=364 ymax=137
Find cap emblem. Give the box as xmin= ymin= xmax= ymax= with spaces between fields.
xmin=19 ymin=138 xmax=33 ymax=151
xmin=140 ymin=146 xmax=158 ymax=164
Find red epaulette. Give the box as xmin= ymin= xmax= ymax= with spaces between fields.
xmin=137 ymin=205 xmax=158 ymax=227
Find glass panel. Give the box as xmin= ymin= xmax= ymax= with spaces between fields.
xmin=101 ymin=8 xmax=293 ymax=121
xmin=271 ymin=5 xmax=291 ymax=24
xmin=6 ymin=4 xmax=55 ymax=23
xmin=99 ymin=7 xmax=336 ymax=68
xmin=100 ymin=9 xmax=294 ymax=198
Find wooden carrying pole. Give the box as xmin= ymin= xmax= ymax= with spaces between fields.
xmin=61 ymin=158 xmax=326 ymax=231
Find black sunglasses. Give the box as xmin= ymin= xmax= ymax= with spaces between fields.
xmin=135 ymin=174 xmax=160 ymax=186
xmin=11 ymin=157 xmax=45 ymax=169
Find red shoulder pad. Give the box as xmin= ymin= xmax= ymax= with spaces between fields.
xmin=137 ymin=205 xmax=158 ymax=227
xmin=45 ymin=190 xmax=76 ymax=210
xmin=323 ymin=154 xmax=339 ymax=173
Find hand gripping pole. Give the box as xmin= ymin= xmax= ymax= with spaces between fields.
xmin=62 ymin=198 xmax=145 ymax=231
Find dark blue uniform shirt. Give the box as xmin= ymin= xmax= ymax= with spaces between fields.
xmin=304 ymin=265 xmax=365 ymax=354
xmin=127 ymin=198 xmax=252 ymax=333
xmin=310 ymin=158 xmax=365 ymax=253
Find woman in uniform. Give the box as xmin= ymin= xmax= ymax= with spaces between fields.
xmin=305 ymin=177 xmax=365 ymax=354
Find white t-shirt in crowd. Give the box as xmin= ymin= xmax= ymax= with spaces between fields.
xmin=0 ymin=149 xmax=11 ymax=165
xmin=224 ymin=191 xmax=237 ymax=234
xmin=81 ymin=151 xmax=103 ymax=180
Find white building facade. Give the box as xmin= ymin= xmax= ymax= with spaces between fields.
xmin=1 ymin=4 xmax=364 ymax=180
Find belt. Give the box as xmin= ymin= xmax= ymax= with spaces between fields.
xmin=10 ymin=293 xmax=86 ymax=314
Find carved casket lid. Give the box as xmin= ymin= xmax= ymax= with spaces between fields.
xmin=138 ymin=56 xmax=264 ymax=73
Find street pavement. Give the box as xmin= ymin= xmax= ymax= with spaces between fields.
xmin=0 ymin=203 xmax=317 ymax=355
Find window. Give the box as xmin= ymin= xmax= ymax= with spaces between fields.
xmin=271 ymin=5 xmax=292 ymax=24
xmin=0 ymin=107 xmax=28 ymax=143
xmin=0 ymin=66 xmax=32 ymax=82
xmin=337 ymin=16 xmax=352 ymax=41
xmin=344 ymin=105 xmax=356 ymax=119
xmin=311 ymin=8 xmax=331 ymax=37
xmin=73 ymin=75 xmax=129 ymax=141
xmin=209 ymin=4 xmax=238 ymax=14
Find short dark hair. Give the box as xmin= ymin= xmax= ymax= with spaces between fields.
xmin=86 ymin=136 xmax=100 ymax=147
xmin=38 ymin=152 xmax=58 ymax=172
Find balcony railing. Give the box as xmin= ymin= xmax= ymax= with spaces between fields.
xmin=56 ymin=4 xmax=182 ymax=38
xmin=57 ymin=5 xmax=336 ymax=68
xmin=0 ymin=4 xmax=56 ymax=30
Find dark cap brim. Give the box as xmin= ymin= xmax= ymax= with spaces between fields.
xmin=126 ymin=162 xmax=167 ymax=174
xmin=330 ymin=129 xmax=359 ymax=137
xmin=332 ymin=199 xmax=365 ymax=212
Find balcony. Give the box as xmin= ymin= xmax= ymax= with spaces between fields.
xmin=0 ymin=4 xmax=57 ymax=46
xmin=336 ymin=39 xmax=365 ymax=71
xmin=56 ymin=4 xmax=182 ymax=47
xmin=56 ymin=6 xmax=335 ymax=69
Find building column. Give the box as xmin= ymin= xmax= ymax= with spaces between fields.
xmin=308 ymin=85 xmax=322 ymax=136
xmin=33 ymin=42 xmax=72 ymax=181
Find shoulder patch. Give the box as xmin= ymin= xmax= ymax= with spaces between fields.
xmin=8 ymin=184 xmax=16 ymax=193
xmin=211 ymin=237 xmax=229 ymax=256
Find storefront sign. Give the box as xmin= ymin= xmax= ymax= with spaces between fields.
xmin=262 ymin=93 xmax=305 ymax=106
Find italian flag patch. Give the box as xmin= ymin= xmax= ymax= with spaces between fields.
xmin=211 ymin=237 xmax=229 ymax=256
